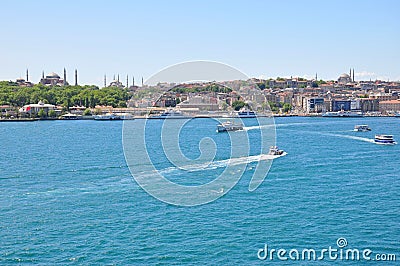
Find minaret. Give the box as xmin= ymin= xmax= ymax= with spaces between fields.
xmin=117 ymin=74 xmax=120 ymax=83
xmin=75 ymin=69 xmax=78 ymax=86
xmin=349 ymin=68 xmax=351 ymax=77
xmin=104 ymin=74 xmax=107 ymax=88
xmin=132 ymin=76 xmax=135 ymax=86
xmin=26 ymin=69 xmax=29 ymax=81
xmin=113 ymin=74 xmax=115 ymax=80
xmin=126 ymin=74 xmax=129 ymax=88
xmin=352 ymin=68 xmax=355 ymax=82
xmin=42 ymin=71 xmax=44 ymax=79
xmin=141 ymin=77 xmax=143 ymax=86
xmin=63 ymin=68 xmax=67 ymax=86
xmin=315 ymin=73 xmax=318 ymax=80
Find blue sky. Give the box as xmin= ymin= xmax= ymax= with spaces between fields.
xmin=1 ymin=0 xmax=399 ymax=86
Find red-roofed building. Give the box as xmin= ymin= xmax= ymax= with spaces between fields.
xmin=379 ymin=99 xmax=400 ymax=113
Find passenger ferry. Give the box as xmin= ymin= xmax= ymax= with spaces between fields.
xmin=322 ymin=110 xmax=363 ymax=117
xmin=374 ymin=135 xmax=397 ymax=145
xmin=354 ymin=125 xmax=371 ymax=132
xmin=237 ymin=108 xmax=257 ymax=118
xmin=149 ymin=110 xmax=191 ymax=119
xmin=217 ymin=121 xmax=243 ymax=132
xmin=94 ymin=113 xmax=121 ymax=120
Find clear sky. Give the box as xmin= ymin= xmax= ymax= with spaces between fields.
xmin=1 ymin=0 xmax=399 ymax=86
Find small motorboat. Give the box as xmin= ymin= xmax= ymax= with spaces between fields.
xmin=354 ymin=125 xmax=371 ymax=132
xmin=268 ymin=146 xmax=285 ymax=155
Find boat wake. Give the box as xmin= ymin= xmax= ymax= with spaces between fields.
xmin=243 ymin=125 xmax=271 ymax=131
xmin=319 ymin=132 xmax=375 ymax=143
xmin=135 ymin=152 xmax=287 ymax=178
xmin=244 ymin=121 xmax=338 ymax=132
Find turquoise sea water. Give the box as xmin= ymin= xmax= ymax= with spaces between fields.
xmin=0 ymin=117 xmax=399 ymax=264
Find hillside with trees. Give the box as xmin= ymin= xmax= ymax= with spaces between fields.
xmin=0 ymin=81 xmax=129 ymax=109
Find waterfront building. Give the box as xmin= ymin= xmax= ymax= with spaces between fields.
xmin=304 ymin=97 xmax=325 ymax=113
xmin=379 ymin=99 xmax=400 ymax=113
xmin=359 ymin=98 xmax=379 ymax=112
xmin=177 ymin=95 xmax=219 ymax=111
xmin=19 ymin=101 xmax=56 ymax=116
xmin=331 ymin=99 xmax=351 ymax=111
xmin=369 ymin=92 xmax=397 ymax=101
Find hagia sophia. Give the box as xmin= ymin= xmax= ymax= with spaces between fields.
xmin=16 ymin=68 xmax=78 ymax=87
xmin=39 ymin=68 xmax=78 ymax=86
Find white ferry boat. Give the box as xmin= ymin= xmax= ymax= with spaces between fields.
xmin=94 ymin=113 xmax=121 ymax=120
xmin=374 ymin=135 xmax=397 ymax=145
xmin=237 ymin=108 xmax=257 ymax=118
xmin=115 ymin=113 xmax=134 ymax=120
xmin=60 ymin=113 xmax=80 ymax=120
xmin=149 ymin=110 xmax=191 ymax=119
xmin=217 ymin=121 xmax=243 ymax=132
xmin=354 ymin=125 xmax=371 ymax=132
xmin=322 ymin=110 xmax=363 ymax=117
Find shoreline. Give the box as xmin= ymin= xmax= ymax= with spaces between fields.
xmin=1 ymin=115 xmax=399 ymax=122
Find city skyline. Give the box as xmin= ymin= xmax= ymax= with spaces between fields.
xmin=1 ymin=0 xmax=399 ymax=86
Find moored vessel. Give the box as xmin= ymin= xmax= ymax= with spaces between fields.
xmin=217 ymin=121 xmax=243 ymax=132
xmin=237 ymin=108 xmax=257 ymax=118
xmin=149 ymin=109 xmax=191 ymax=119
xmin=94 ymin=113 xmax=121 ymax=120
xmin=322 ymin=110 xmax=363 ymax=117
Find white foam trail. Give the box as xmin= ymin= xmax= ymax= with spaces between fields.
xmin=244 ymin=125 xmax=271 ymax=131
xmin=136 ymin=152 xmax=287 ymax=178
xmin=323 ymin=133 xmax=375 ymax=143
xmin=244 ymin=121 xmax=338 ymax=132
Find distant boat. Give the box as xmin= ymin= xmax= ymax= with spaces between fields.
xmin=217 ymin=121 xmax=243 ymax=132
xmin=323 ymin=110 xmax=363 ymax=117
xmin=115 ymin=113 xmax=134 ymax=120
xmin=237 ymin=108 xmax=257 ymax=118
xmin=268 ymin=146 xmax=285 ymax=155
xmin=354 ymin=125 xmax=371 ymax=132
xmin=94 ymin=113 xmax=121 ymax=120
xmin=374 ymin=135 xmax=397 ymax=145
xmin=60 ymin=113 xmax=80 ymax=120
xmin=149 ymin=110 xmax=191 ymax=119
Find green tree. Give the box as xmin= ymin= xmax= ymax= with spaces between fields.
xmin=38 ymin=109 xmax=46 ymax=118
xmin=83 ymin=108 xmax=92 ymax=116
xmin=232 ymin=100 xmax=246 ymax=111
xmin=282 ymin=103 xmax=292 ymax=113
xmin=94 ymin=108 xmax=102 ymax=115
xmin=48 ymin=109 xmax=57 ymax=118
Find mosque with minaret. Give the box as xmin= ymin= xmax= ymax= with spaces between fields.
xmin=39 ymin=68 xmax=78 ymax=86
xmin=338 ymin=68 xmax=355 ymax=85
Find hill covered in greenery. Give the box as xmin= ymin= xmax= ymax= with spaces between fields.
xmin=0 ymin=81 xmax=129 ymax=108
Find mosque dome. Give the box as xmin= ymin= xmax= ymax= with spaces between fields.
xmin=47 ymin=72 xmax=60 ymax=78
xmin=339 ymin=73 xmax=350 ymax=78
